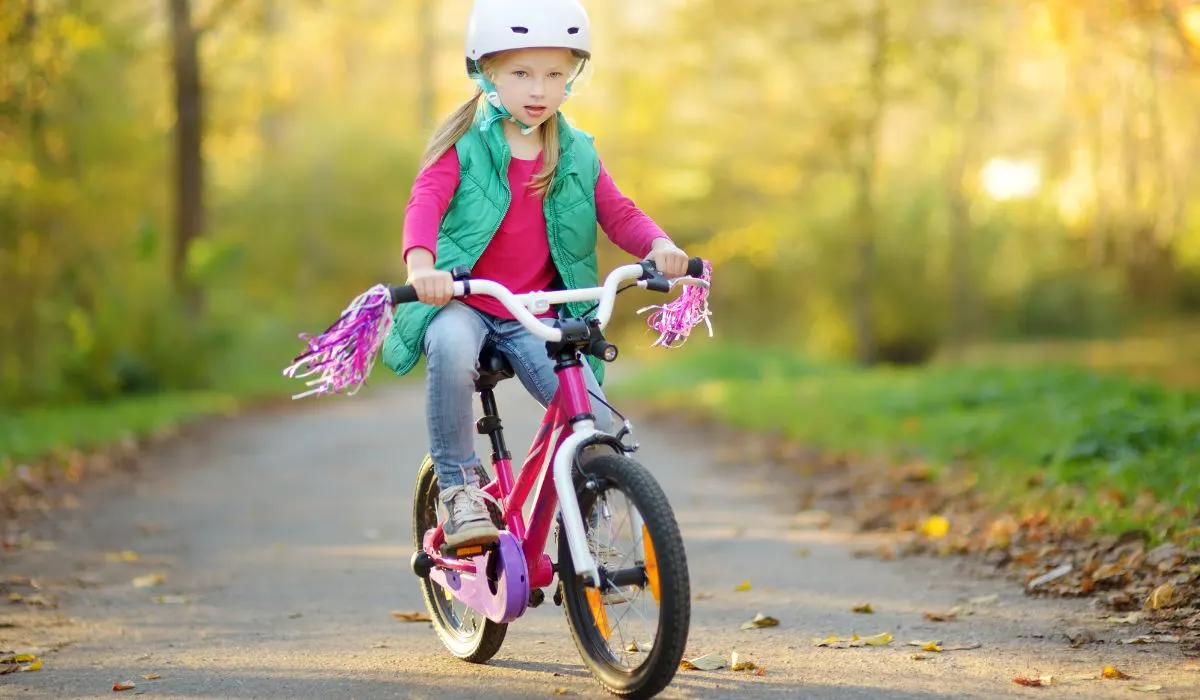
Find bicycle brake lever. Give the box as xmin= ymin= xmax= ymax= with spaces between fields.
xmin=614 ymin=420 xmax=639 ymax=453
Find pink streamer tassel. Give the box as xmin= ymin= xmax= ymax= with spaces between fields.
xmin=637 ymin=260 xmax=714 ymax=348
xmin=282 ymin=284 xmax=394 ymax=399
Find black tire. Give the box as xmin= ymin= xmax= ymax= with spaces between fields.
xmin=412 ymin=455 xmax=507 ymax=663
xmin=557 ymin=454 xmax=691 ymax=699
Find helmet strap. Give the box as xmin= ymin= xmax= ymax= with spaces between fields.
xmin=473 ymin=75 xmax=537 ymax=136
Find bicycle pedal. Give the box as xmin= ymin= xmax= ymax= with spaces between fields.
xmin=439 ymin=540 xmax=498 ymax=558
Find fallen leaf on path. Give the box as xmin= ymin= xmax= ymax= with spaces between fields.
xmin=740 ymin=613 xmax=779 ymax=630
xmin=141 ymin=673 xmax=161 ymax=680
xmin=391 ymin=611 xmax=431 ymax=623
xmin=734 ymin=580 xmax=751 ymax=592
xmin=852 ymin=603 xmax=874 ymax=614
xmin=1027 ymin=563 xmax=1072 ymax=590
xmin=680 ymin=653 xmax=726 ymax=671
xmin=1101 ymin=665 xmax=1132 ymax=680
xmin=967 ymin=594 xmax=998 ymax=605
xmin=0 ymin=653 xmax=41 ymax=674
xmin=794 ymin=548 xmax=810 ymax=558
xmin=818 ymin=632 xmax=893 ymax=648
xmin=552 ymin=688 xmax=569 ymax=696
xmin=153 ymin=595 xmax=193 ymax=604
xmin=8 ymin=593 xmax=57 ymax=608
xmin=907 ymin=640 xmax=981 ymax=651
xmin=1012 ymin=676 xmax=1053 ymax=687
xmin=624 ymin=641 xmax=652 ymax=653
xmin=1131 ymin=684 xmax=1162 ymax=692
xmin=730 ymin=651 xmax=758 ymax=672
xmin=131 ymin=573 xmax=166 ymax=589
xmin=911 ymin=653 xmax=930 ymax=660
xmin=2 ymin=654 xmax=39 ymax=664
xmin=1106 ymin=613 xmax=1142 ymax=624
xmin=104 ymin=551 xmax=139 ymax=563
xmin=1145 ymin=582 xmax=1179 ymax=610
xmin=112 ymin=681 xmax=135 ymax=691
xmin=920 ymin=515 xmax=950 ymax=540
xmin=924 ymin=611 xmax=956 ymax=622
xmin=1121 ymin=635 xmax=1180 ymax=644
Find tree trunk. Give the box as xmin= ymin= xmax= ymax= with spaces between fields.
xmin=169 ymin=0 xmax=204 ymax=317
xmin=852 ymin=0 xmax=888 ymax=367
xmin=946 ymin=40 xmax=994 ymax=357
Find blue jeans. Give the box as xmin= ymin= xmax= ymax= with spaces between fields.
xmin=423 ymin=301 xmax=614 ymax=489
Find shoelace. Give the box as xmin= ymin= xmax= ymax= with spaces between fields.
xmin=442 ymin=485 xmax=500 ymax=522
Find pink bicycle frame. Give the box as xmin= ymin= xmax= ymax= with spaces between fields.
xmin=421 ymin=360 xmax=597 ymax=589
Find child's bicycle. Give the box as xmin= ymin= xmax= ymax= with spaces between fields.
xmin=283 ymin=258 xmax=713 ymax=699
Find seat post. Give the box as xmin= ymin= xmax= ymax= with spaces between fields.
xmin=476 ymin=388 xmax=510 ymax=462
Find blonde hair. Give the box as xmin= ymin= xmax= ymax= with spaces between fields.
xmin=418 ymin=52 xmax=581 ymax=198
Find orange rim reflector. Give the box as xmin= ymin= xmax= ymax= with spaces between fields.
xmin=642 ymin=524 xmax=661 ymax=604
xmin=586 ymin=587 xmax=611 ymax=640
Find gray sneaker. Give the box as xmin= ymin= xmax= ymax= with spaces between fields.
xmin=441 ymin=484 xmax=499 ymax=549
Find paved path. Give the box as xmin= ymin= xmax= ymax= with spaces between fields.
xmin=2 ymin=375 xmax=1196 ymax=698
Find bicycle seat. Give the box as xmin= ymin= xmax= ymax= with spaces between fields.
xmin=475 ymin=345 xmax=514 ymax=391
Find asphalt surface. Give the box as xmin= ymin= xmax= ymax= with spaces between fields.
xmin=2 ymin=372 xmax=1196 ymax=698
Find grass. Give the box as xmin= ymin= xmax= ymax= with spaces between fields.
xmin=0 ymin=325 xmax=406 ymax=482
xmin=943 ymin=319 xmax=1200 ymax=389
xmin=610 ymin=342 xmax=1200 ymax=537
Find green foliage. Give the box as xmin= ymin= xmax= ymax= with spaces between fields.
xmin=613 ymin=344 xmax=1200 ymax=533
xmin=1006 ymin=267 xmax=1130 ymax=339
xmin=5 ymin=0 xmax=1200 ymax=473
xmin=0 ymin=392 xmax=239 ymax=468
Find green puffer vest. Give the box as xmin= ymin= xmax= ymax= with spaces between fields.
xmin=381 ymin=111 xmax=607 ymax=384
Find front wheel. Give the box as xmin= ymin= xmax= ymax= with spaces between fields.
xmin=557 ymin=454 xmax=691 ymax=699
xmin=412 ymin=455 xmax=507 ymax=663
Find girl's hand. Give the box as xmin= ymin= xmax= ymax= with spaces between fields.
xmin=648 ymin=240 xmax=690 ymax=278
xmin=408 ymin=267 xmax=455 ymax=306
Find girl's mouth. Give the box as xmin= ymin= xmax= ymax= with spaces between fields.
xmin=525 ymin=106 xmax=546 ymax=118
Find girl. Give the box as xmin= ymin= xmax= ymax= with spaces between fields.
xmin=381 ymin=0 xmax=690 ymax=548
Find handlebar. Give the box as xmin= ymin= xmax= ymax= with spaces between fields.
xmin=388 ymin=257 xmax=708 ymax=343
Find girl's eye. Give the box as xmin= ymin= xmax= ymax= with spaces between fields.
xmin=513 ymin=70 xmax=528 ymax=78
xmin=549 ymin=72 xmax=563 ymax=79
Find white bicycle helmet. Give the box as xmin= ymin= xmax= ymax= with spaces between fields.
xmin=464 ymin=0 xmax=592 ymax=76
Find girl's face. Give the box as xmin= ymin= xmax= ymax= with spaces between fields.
xmin=489 ymin=48 xmax=577 ymax=127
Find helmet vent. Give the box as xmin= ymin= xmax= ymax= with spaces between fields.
xmin=567 ymin=27 xmax=580 ymax=34
xmin=510 ymin=26 xmax=529 ymax=34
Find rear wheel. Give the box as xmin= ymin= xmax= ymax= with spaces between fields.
xmin=557 ymin=455 xmax=691 ymax=699
xmin=412 ymin=455 xmax=507 ymax=662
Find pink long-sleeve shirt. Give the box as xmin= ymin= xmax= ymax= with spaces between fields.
xmin=403 ymin=146 xmax=670 ymax=319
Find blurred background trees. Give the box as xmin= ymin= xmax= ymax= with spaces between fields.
xmin=3 ymin=0 xmax=1200 ymax=409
